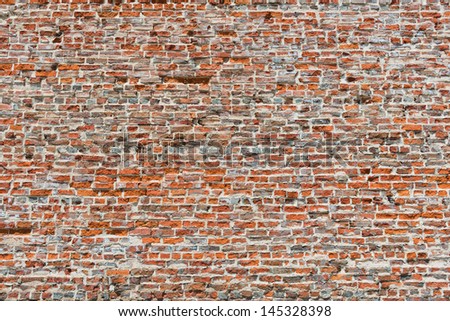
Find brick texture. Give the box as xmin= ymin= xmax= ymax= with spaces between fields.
xmin=0 ymin=0 xmax=450 ymax=300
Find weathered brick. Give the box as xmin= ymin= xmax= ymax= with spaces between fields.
xmin=0 ymin=0 xmax=449 ymax=302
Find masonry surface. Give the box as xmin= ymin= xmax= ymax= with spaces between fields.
xmin=0 ymin=0 xmax=449 ymax=300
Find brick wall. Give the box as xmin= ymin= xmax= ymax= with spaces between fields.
xmin=0 ymin=0 xmax=449 ymax=300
